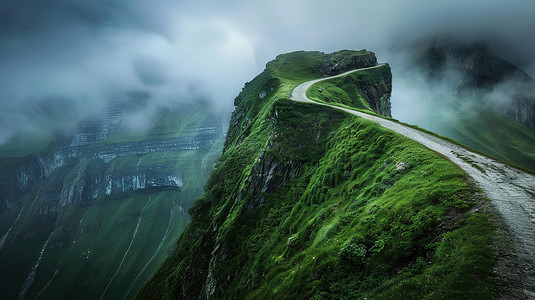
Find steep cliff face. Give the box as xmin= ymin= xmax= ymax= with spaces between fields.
xmin=0 ymin=157 xmax=42 ymax=214
xmin=417 ymin=38 xmax=535 ymax=128
xmin=138 ymin=51 xmax=498 ymax=299
xmin=0 ymin=101 xmax=224 ymax=299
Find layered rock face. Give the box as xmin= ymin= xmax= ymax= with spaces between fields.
xmin=1 ymin=104 xmax=219 ymax=212
xmin=418 ymin=39 xmax=535 ymax=128
xmin=0 ymin=102 xmax=224 ymax=299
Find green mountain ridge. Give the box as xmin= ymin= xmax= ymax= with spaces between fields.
xmin=137 ymin=50 xmax=502 ymax=299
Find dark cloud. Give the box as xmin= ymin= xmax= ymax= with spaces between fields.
xmin=1 ymin=0 xmax=534 ymax=143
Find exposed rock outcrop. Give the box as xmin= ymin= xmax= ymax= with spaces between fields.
xmin=245 ymin=146 xmax=301 ymax=212
xmin=353 ymin=66 xmax=392 ymax=117
xmin=320 ymin=51 xmax=378 ymax=76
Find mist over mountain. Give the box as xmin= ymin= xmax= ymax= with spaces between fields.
xmin=390 ymin=35 xmax=535 ymax=123
xmin=388 ymin=36 xmax=535 ymax=169
xmin=1 ymin=0 xmax=535 ymax=144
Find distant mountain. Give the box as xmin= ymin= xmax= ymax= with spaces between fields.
xmin=0 ymin=100 xmax=224 ymax=299
xmin=393 ymin=37 xmax=535 ymax=170
xmin=417 ymin=38 xmax=535 ymax=127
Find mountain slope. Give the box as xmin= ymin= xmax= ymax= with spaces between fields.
xmin=293 ymin=65 xmax=535 ymax=298
xmin=438 ymin=102 xmax=535 ymax=171
xmin=137 ymin=50 xmax=503 ymax=299
xmin=0 ymin=102 xmax=224 ymax=299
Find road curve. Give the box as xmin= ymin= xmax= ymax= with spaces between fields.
xmin=291 ymin=65 xmax=535 ymax=297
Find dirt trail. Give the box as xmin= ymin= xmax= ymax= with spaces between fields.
xmin=291 ymin=65 xmax=535 ymax=298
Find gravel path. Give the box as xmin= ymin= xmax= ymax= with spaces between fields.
xmin=291 ymin=66 xmax=535 ymax=298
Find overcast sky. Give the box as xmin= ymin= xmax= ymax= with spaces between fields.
xmin=1 ymin=0 xmax=534 ymax=143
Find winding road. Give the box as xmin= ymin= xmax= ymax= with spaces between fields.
xmin=291 ymin=64 xmax=535 ymax=298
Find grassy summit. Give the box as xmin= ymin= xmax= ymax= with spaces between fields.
xmin=137 ymin=50 xmax=500 ymax=299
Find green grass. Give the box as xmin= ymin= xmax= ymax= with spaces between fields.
xmin=308 ymin=77 xmax=372 ymax=111
xmin=306 ymin=64 xmax=391 ymax=113
xmin=269 ymin=50 xmax=371 ymax=98
xmin=0 ymin=130 xmax=54 ymax=158
xmin=137 ymin=50 xmax=499 ymax=299
xmin=241 ymin=112 xmax=495 ymax=299
xmin=371 ymin=213 xmax=496 ymax=299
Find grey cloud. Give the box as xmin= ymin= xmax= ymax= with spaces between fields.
xmin=133 ymin=56 xmax=167 ymax=86
xmin=1 ymin=0 xmax=534 ymax=144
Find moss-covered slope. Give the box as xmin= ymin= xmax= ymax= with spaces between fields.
xmin=137 ymin=50 xmax=498 ymax=299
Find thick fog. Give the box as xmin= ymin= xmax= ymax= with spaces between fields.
xmin=1 ymin=0 xmax=534 ymax=143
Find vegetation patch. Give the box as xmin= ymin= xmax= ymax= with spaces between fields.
xmin=453 ymin=151 xmax=487 ymax=174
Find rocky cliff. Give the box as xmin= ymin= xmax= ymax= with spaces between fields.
xmin=0 ymin=101 xmax=224 ymax=299
xmin=319 ymin=50 xmax=379 ymax=76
